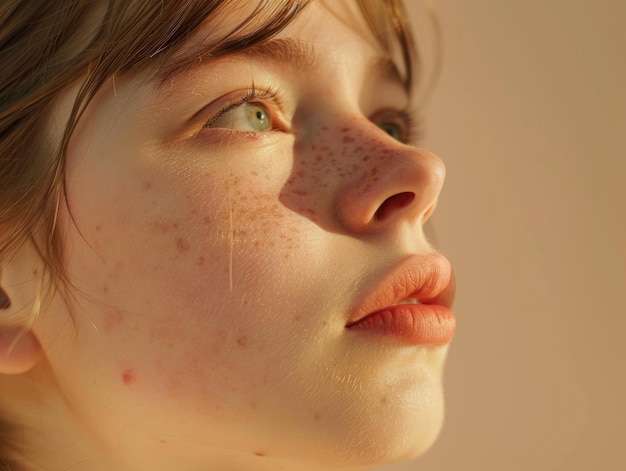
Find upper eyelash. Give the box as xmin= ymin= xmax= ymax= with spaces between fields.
xmin=202 ymin=85 xmax=279 ymax=129
xmin=398 ymin=107 xmax=423 ymax=144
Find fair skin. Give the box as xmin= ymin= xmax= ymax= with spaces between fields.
xmin=0 ymin=2 xmax=452 ymax=471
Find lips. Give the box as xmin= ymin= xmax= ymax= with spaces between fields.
xmin=346 ymin=253 xmax=456 ymax=345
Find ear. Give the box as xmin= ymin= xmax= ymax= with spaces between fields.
xmin=0 ymin=324 xmax=42 ymax=374
xmin=0 ymin=257 xmax=44 ymax=375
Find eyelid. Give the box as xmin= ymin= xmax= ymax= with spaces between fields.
xmin=201 ymin=86 xmax=289 ymax=132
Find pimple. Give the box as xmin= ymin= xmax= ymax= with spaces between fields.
xmin=196 ymin=255 xmax=206 ymax=266
xmin=122 ymin=369 xmax=135 ymax=386
xmin=253 ymin=452 xmax=266 ymax=457
xmin=236 ymin=335 xmax=248 ymax=347
xmin=142 ymin=181 xmax=153 ymax=190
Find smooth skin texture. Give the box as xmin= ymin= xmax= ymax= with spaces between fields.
xmin=1 ymin=2 xmax=450 ymax=470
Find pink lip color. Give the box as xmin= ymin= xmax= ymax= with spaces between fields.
xmin=346 ymin=254 xmax=456 ymax=346
xmin=347 ymin=304 xmax=456 ymax=345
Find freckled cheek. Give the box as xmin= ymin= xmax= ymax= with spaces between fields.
xmin=84 ymin=180 xmax=313 ymax=403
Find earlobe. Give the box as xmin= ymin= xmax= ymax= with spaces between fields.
xmin=0 ymin=260 xmax=44 ymax=375
xmin=0 ymin=324 xmax=42 ymax=374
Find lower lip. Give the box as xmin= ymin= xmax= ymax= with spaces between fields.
xmin=346 ymin=304 xmax=456 ymax=345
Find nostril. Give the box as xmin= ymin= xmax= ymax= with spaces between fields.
xmin=375 ymin=192 xmax=415 ymax=221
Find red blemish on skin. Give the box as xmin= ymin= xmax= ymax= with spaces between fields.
xmin=142 ymin=181 xmax=152 ymax=190
xmin=343 ymin=135 xmax=355 ymax=143
xmin=254 ymin=452 xmax=266 ymax=457
xmin=122 ymin=370 xmax=135 ymax=386
xmin=237 ymin=336 xmax=248 ymax=347
xmin=95 ymin=225 xmax=102 ymax=232
xmin=197 ymin=256 xmax=206 ymax=266
xmin=176 ymin=238 xmax=190 ymax=252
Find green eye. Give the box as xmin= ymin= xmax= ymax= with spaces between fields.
xmin=377 ymin=121 xmax=404 ymax=141
xmin=206 ymin=102 xmax=273 ymax=132
xmin=371 ymin=108 xmax=414 ymax=144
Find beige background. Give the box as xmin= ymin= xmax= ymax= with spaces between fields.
xmin=387 ymin=1 xmax=626 ymax=470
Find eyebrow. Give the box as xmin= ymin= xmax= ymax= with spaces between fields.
xmin=152 ymin=37 xmax=408 ymax=93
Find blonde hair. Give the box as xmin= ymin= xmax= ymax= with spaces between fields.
xmin=0 ymin=0 xmax=416 ymax=467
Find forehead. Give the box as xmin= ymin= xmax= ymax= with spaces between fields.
xmin=149 ymin=0 xmax=410 ymax=93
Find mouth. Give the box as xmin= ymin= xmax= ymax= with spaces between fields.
xmin=345 ymin=254 xmax=456 ymax=345
xmin=394 ymin=297 xmax=421 ymax=305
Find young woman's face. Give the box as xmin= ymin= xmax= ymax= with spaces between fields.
xmin=37 ymin=1 xmax=454 ymax=469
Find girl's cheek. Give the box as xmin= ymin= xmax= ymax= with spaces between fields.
xmin=68 ymin=168 xmax=312 ymax=399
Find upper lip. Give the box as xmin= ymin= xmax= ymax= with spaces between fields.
xmin=346 ymin=253 xmax=455 ymax=326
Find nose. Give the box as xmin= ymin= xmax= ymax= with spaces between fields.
xmin=334 ymin=120 xmax=446 ymax=234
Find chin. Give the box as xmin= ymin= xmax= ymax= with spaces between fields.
xmin=315 ymin=387 xmax=446 ymax=469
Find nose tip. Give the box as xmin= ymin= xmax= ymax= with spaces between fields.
xmin=336 ymin=146 xmax=446 ymax=233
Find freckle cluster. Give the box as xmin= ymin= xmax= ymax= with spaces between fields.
xmin=281 ymin=122 xmax=394 ymax=224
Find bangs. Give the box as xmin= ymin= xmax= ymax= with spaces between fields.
xmin=129 ymin=0 xmax=417 ymax=93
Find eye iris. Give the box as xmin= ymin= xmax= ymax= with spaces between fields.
xmin=379 ymin=121 xmax=402 ymax=141
xmin=246 ymin=103 xmax=271 ymax=131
